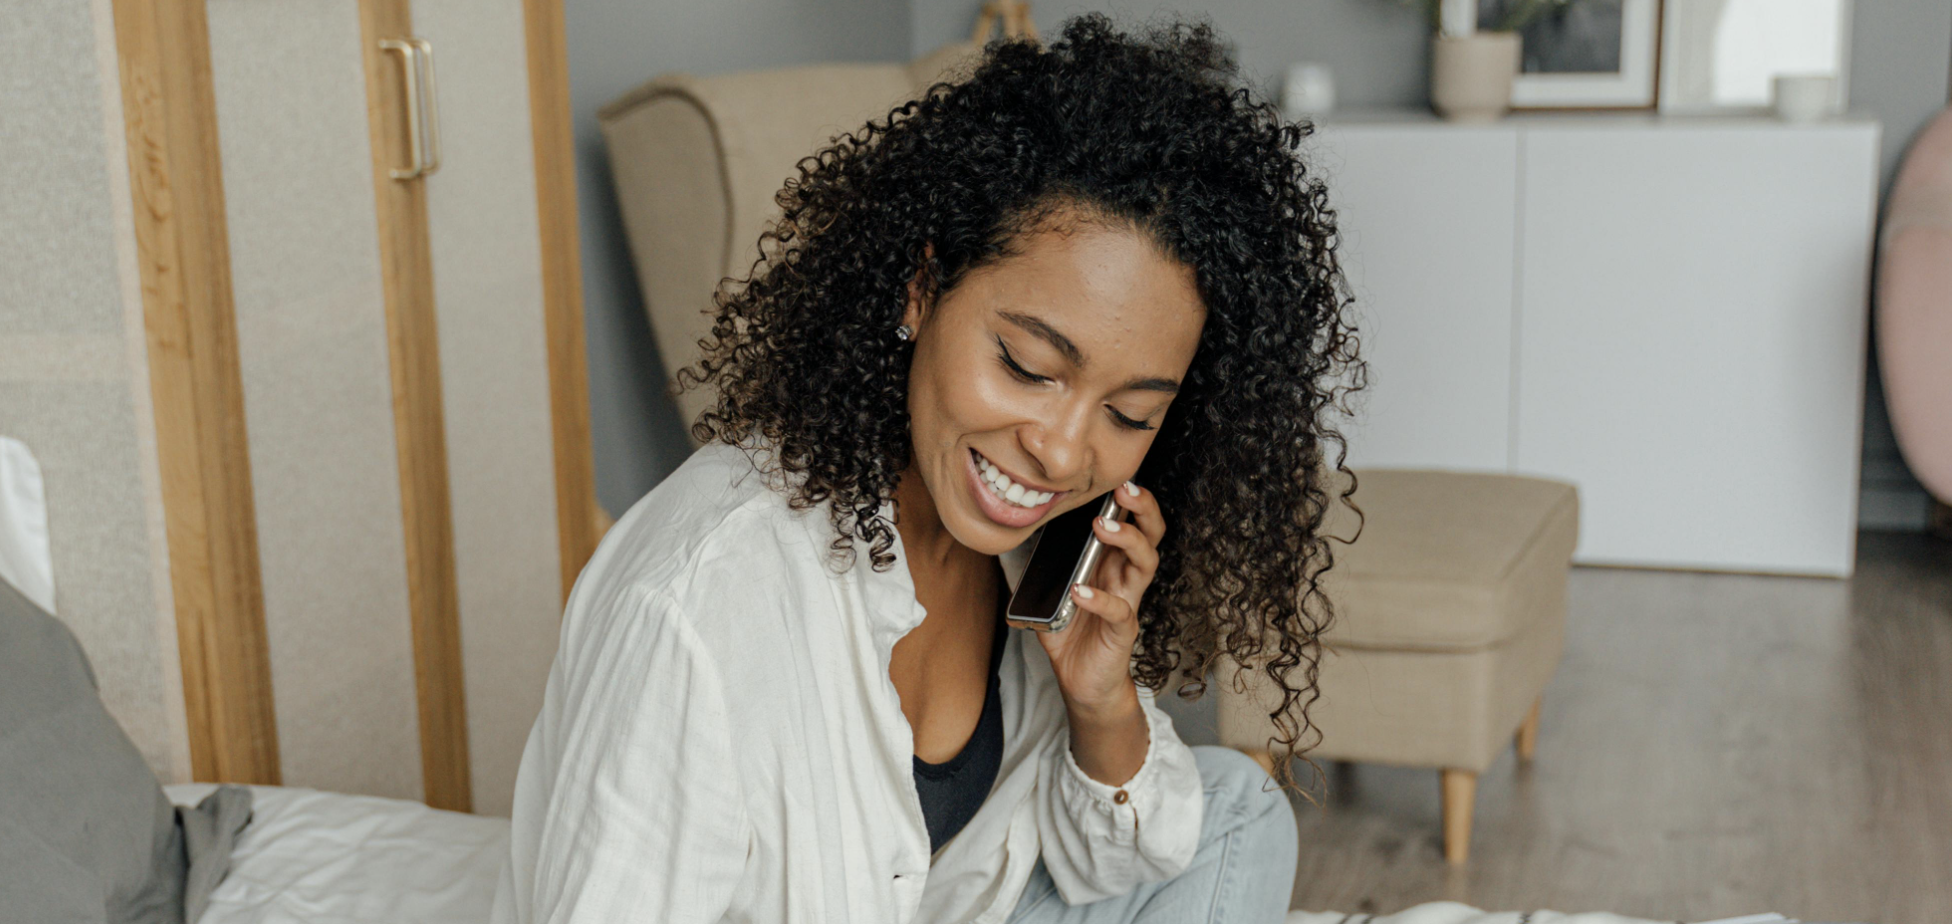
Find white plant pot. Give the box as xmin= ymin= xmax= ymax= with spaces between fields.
xmin=1431 ymin=32 xmax=1521 ymax=123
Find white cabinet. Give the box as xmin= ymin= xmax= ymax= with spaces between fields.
xmin=1310 ymin=126 xmax=1519 ymax=472
xmin=1313 ymin=112 xmax=1880 ymax=576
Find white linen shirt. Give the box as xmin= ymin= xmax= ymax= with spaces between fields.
xmin=490 ymin=443 xmax=1205 ymax=924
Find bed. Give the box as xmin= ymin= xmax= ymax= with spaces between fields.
xmin=1 ymin=435 xmax=507 ymax=924
xmin=162 ymin=784 xmax=507 ymax=924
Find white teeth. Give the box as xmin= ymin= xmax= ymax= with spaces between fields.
xmin=973 ymin=451 xmax=1051 ymax=509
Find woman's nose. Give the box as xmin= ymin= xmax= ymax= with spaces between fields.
xmin=1019 ymin=404 xmax=1092 ymax=486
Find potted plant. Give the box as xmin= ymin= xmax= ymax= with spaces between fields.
xmin=1405 ymin=0 xmax=1572 ymax=122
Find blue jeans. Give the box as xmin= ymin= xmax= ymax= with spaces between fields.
xmin=1006 ymin=746 xmax=1299 ymax=924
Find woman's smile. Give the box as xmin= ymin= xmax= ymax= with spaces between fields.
xmin=965 ymin=446 xmax=1063 ymax=528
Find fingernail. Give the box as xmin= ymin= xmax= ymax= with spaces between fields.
xmin=1073 ymin=584 xmax=1094 ymax=599
xmin=1124 ymin=481 xmax=1140 ymax=497
xmin=1101 ymin=517 xmax=1121 ymax=532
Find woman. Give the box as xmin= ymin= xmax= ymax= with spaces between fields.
xmin=493 ymin=15 xmax=1360 ymax=924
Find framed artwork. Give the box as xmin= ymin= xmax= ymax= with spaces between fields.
xmin=1480 ymin=0 xmax=1665 ymax=111
xmin=1656 ymin=0 xmax=1852 ymax=114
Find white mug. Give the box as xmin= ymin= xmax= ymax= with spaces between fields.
xmin=1773 ymin=74 xmax=1837 ymax=123
xmin=1282 ymin=63 xmax=1336 ymax=121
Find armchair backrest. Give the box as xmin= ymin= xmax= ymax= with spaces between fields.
xmin=599 ymin=42 xmax=982 ymax=440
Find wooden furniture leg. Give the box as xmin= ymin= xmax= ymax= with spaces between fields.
xmin=1516 ymin=695 xmax=1542 ymax=761
xmin=1439 ymin=768 xmax=1477 ymax=865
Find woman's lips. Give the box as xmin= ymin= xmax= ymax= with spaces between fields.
xmin=964 ymin=448 xmax=1060 ymax=529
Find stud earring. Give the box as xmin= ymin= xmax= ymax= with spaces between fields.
xmin=895 ymin=324 xmax=913 ymax=342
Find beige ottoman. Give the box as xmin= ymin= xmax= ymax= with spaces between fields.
xmin=1218 ymin=469 xmax=1579 ymax=864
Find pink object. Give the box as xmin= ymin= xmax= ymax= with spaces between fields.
xmin=1877 ymin=106 xmax=1952 ymax=504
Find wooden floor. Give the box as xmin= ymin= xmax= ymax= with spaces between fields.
xmin=1162 ymin=531 xmax=1952 ymax=924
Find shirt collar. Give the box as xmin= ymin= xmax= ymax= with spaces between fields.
xmin=838 ymin=498 xmax=1037 ymax=652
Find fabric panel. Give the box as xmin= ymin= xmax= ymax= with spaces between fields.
xmin=411 ymin=0 xmax=566 ymax=819
xmin=1 ymin=0 xmax=192 ymax=784
xmin=204 ymin=0 xmax=423 ymax=799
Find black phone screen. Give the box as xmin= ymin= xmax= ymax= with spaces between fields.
xmin=1006 ymin=493 xmax=1111 ymax=624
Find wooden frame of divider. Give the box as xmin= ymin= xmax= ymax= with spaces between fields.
xmin=110 ymin=0 xmax=599 ymax=804
xmin=110 ymin=0 xmax=282 ymax=787
xmin=357 ymin=0 xmax=473 ymax=813
xmin=523 ymin=0 xmax=604 ymax=600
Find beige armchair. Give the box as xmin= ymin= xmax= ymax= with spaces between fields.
xmin=598 ymin=42 xmax=981 ymax=437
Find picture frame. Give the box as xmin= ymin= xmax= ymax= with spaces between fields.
xmin=1655 ymin=0 xmax=1853 ymax=115
xmin=1487 ymin=0 xmax=1665 ymax=112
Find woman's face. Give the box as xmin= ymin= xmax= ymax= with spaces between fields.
xmin=902 ymin=217 xmax=1206 ymax=556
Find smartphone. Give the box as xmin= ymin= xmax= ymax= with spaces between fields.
xmin=1004 ymin=490 xmax=1132 ymax=633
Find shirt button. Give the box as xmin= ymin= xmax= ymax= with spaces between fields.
xmin=1113 ymin=789 xmax=1129 ymax=805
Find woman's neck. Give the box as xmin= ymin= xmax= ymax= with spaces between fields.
xmin=894 ymin=463 xmax=979 ymax=575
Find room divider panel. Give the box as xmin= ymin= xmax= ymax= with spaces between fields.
xmin=1 ymin=0 xmax=597 ymax=816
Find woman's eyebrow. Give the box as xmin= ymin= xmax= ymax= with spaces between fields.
xmin=999 ymin=310 xmax=1180 ymax=394
xmin=1122 ymin=376 xmax=1179 ymax=395
xmin=998 ymin=311 xmax=1085 ymax=367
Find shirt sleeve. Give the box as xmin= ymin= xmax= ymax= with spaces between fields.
xmin=502 ymin=586 xmax=750 ymax=924
xmin=1032 ymin=682 xmax=1205 ymax=905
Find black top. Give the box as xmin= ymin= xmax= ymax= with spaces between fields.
xmin=912 ymin=612 xmax=1009 ymax=855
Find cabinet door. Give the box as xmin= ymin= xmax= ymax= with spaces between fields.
xmin=1514 ymin=124 xmax=1879 ymax=575
xmin=206 ymin=0 xmax=571 ymax=811
xmin=413 ymin=0 xmax=564 ymax=818
xmin=207 ymin=0 xmax=426 ymax=800
xmin=1311 ymin=125 xmax=1519 ymax=471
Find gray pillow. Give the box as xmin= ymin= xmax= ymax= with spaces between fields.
xmin=0 ymin=578 xmax=250 ymax=923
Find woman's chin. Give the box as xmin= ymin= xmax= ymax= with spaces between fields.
xmin=941 ymin=507 xmax=1036 ymax=556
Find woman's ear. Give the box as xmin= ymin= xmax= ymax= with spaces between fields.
xmin=902 ymin=241 xmax=937 ymax=334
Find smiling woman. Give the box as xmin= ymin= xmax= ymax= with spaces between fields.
xmin=681 ymin=14 xmax=1363 ymax=780
xmin=494 ymin=14 xmax=1362 ymax=924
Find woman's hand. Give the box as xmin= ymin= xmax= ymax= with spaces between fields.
xmin=1036 ymin=480 xmax=1164 ymax=735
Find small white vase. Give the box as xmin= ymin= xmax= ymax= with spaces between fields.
xmin=1430 ymin=32 xmax=1521 ymax=123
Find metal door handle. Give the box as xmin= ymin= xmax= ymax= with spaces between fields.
xmin=409 ymin=39 xmax=441 ymax=177
xmin=379 ymin=38 xmax=441 ymax=180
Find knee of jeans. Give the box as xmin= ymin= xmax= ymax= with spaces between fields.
xmin=1193 ymin=746 xmax=1294 ymax=837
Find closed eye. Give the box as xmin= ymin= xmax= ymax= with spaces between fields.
xmin=995 ymin=337 xmax=1051 ymax=384
xmin=998 ymin=335 xmax=1158 ymax=430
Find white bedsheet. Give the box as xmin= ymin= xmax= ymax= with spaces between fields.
xmin=165 ymin=784 xmax=508 ymax=924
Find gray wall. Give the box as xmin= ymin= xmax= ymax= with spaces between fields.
xmin=571 ymin=0 xmax=1951 ymax=524
xmin=913 ymin=0 xmax=1433 ymax=105
xmin=566 ymin=0 xmax=911 ymax=515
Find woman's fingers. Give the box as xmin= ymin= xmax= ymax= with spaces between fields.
xmin=1091 ymin=513 xmax=1158 ymax=579
xmin=1111 ymin=480 xmax=1166 ymax=548
xmin=1069 ymin=582 xmax=1136 ymax=629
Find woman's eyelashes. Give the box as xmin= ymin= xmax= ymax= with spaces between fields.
xmin=993 ymin=337 xmax=1158 ymax=432
xmin=995 ymin=337 xmax=1050 ymax=384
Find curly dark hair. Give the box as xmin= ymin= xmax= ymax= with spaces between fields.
xmin=679 ymin=14 xmax=1364 ymax=791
